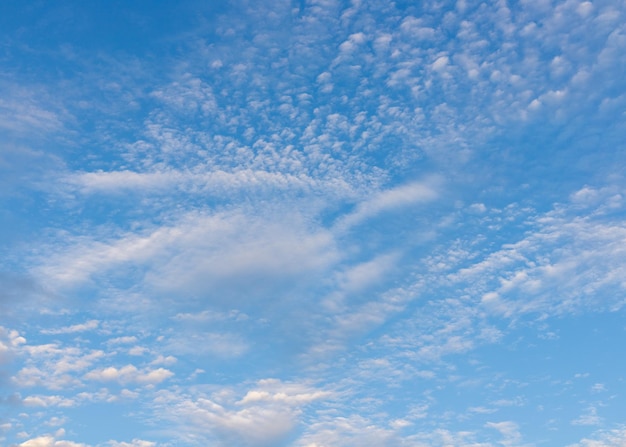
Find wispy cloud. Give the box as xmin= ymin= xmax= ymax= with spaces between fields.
xmin=41 ymin=320 xmax=99 ymax=335
xmin=335 ymin=179 xmax=440 ymax=231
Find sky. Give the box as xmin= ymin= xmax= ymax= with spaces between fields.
xmin=1 ymin=0 xmax=626 ymax=446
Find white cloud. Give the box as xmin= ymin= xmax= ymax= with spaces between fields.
xmin=44 ymin=417 xmax=67 ymax=428
xmin=14 ymin=342 xmax=105 ymax=390
xmin=237 ymin=379 xmax=332 ymax=405
xmin=441 ymin=187 xmax=626 ymax=320
xmin=18 ymin=434 xmax=89 ymax=447
xmin=485 ymin=421 xmax=530 ymax=447
xmin=571 ymin=406 xmax=602 ymax=426
xmin=569 ymin=427 xmax=626 ymax=447
xmin=0 ymin=89 xmax=65 ymax=136
xmin=19 ymin=436 xmax=56 ymax=447
xmin=336 ymin=253 xmax=399 ymax=294
xmin=23 ymin=395 xmax=75 ymax=408
xmin=0 ymin=327 xmax=26 ymax=367
xmin=63 ymin=168 xmax=321 ymax=196
xmin=106 ymin=440 xmax=156 ymax=447
xmin=127 ymin=346 xmax=148 ymax=356
xmin=106 ymin=336 xmax=138 ymax=345
xmin=172 ymin=309 xmax=247 ymax=323
xmin=150 ymin=355 xmax=177 ymax=366
xmin=431 ymin=55 xmax=450 ymax=71
xmin=337 ymin=179 xmax=439 ymax=230
xmin=309 ymin=284 xmax=416 ymax=360
xmin=35 ymin=210 xmax=339 ymax=312
xmin=153 ymin=379 xmax=332 ymax=447
xmin=84 ymin=365 xmax=173 ymax=385
xmin=296 ymin=415 xmax=399 ymax=447
xmin=41 ymin=320 xmax=99 ymax=335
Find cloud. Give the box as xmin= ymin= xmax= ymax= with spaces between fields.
xmin=18 ymin=433 xmax=88 ymax=447
xmin=33 ymin=208 xmax=341 ymax=326
xmin=37 ymin=209 xmax=337 ymax=288
xmin=336 ymin=179 xmax=440 ymax=230
xmin=19 ymin=436 xmax=57 ymax=447
xmin=296 ymin=415 xmax=397 ymax=447
xmin=0 ymin=327 xmax=26 ymax=364
xmin=23 ymin=395 xmax=76 ymax=408
xmin=106 ymin=441 xmax=156 ymax=447
xmin=485 ymin=421 xmax=530 ymax=447
xmin=152 ymin=379 xmax=332 ymax=447
xmin=62 ymin=168 xmax=321 ymax=196
xmin=172 ymin=309 xmax=248 ymax=323
xmin=237 ymin=379 xmax=332 ymax=406
xmin=13 ymin=341 xmax=104 ymax=390
xmin=105 ymin=336 xmax=138 ymax=345
xmin=41 ymin=320 xmax=99 ymax=335
xmin=431 ymin=186 xmax=626 ymax=322
xmin=571 ymin=406 xmax=602 ymax=426
xmin=83 ymin=365 xmax=173 ymax=385
xmin=15 ymin=431 xmax=152 ymax=447
xmin=336 ymin=253 xmax=399 ymax=295
xmin=0 ymin=87 xmax=65 ymax=136
xmin=568 ymin=427 xmax=626 ymax=447
xmin=309 ymin=285 xmax=414 ymax=360
xmin=149 ymin=355 xmax=177 ymax=366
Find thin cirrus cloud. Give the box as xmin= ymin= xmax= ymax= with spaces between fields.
xmin=334 ymin=179 xmax=440 ymax=231
xmin=40 ymin=320 xmax=99 ymax=335
xmin=34 ymin=209 xmax=339 ymax=295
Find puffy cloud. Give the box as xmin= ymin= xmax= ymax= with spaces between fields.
xmin=0 ymin=327 xmax=26 ymax=364
xmin=84 ymin=365 xmax=173 ymax=385
xmin=295 ymin=415 xmax=398 ymax=447
xmin=106 ymin=440 xmax=156 ymax=447
xmin=423 ymin=186 xmax=626 ymax=323
xmin=14 ymin=343 xmax=105 ymax=390
xmin=238 ymin=379 xmax=332 ymax=405
xmin=485 ymin=421 xmax=529 ymax=447
xmin=16 ymin=431 xmax=154 ymax=447
xmin=23 ymin=395 xmax=75 ymax=408
xmin=569 ymin=427 xmax=626 ymax=447
xmin=19 ymin=436 xmax=56 ymax=447
xmin=152 ymin=379 xmax=332 ymax=447
xmin=18 ymin=434 xmax=88 ymax=447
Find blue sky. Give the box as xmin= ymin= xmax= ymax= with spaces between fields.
xmin=1 ymin=0 xmax=626 ymax=446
